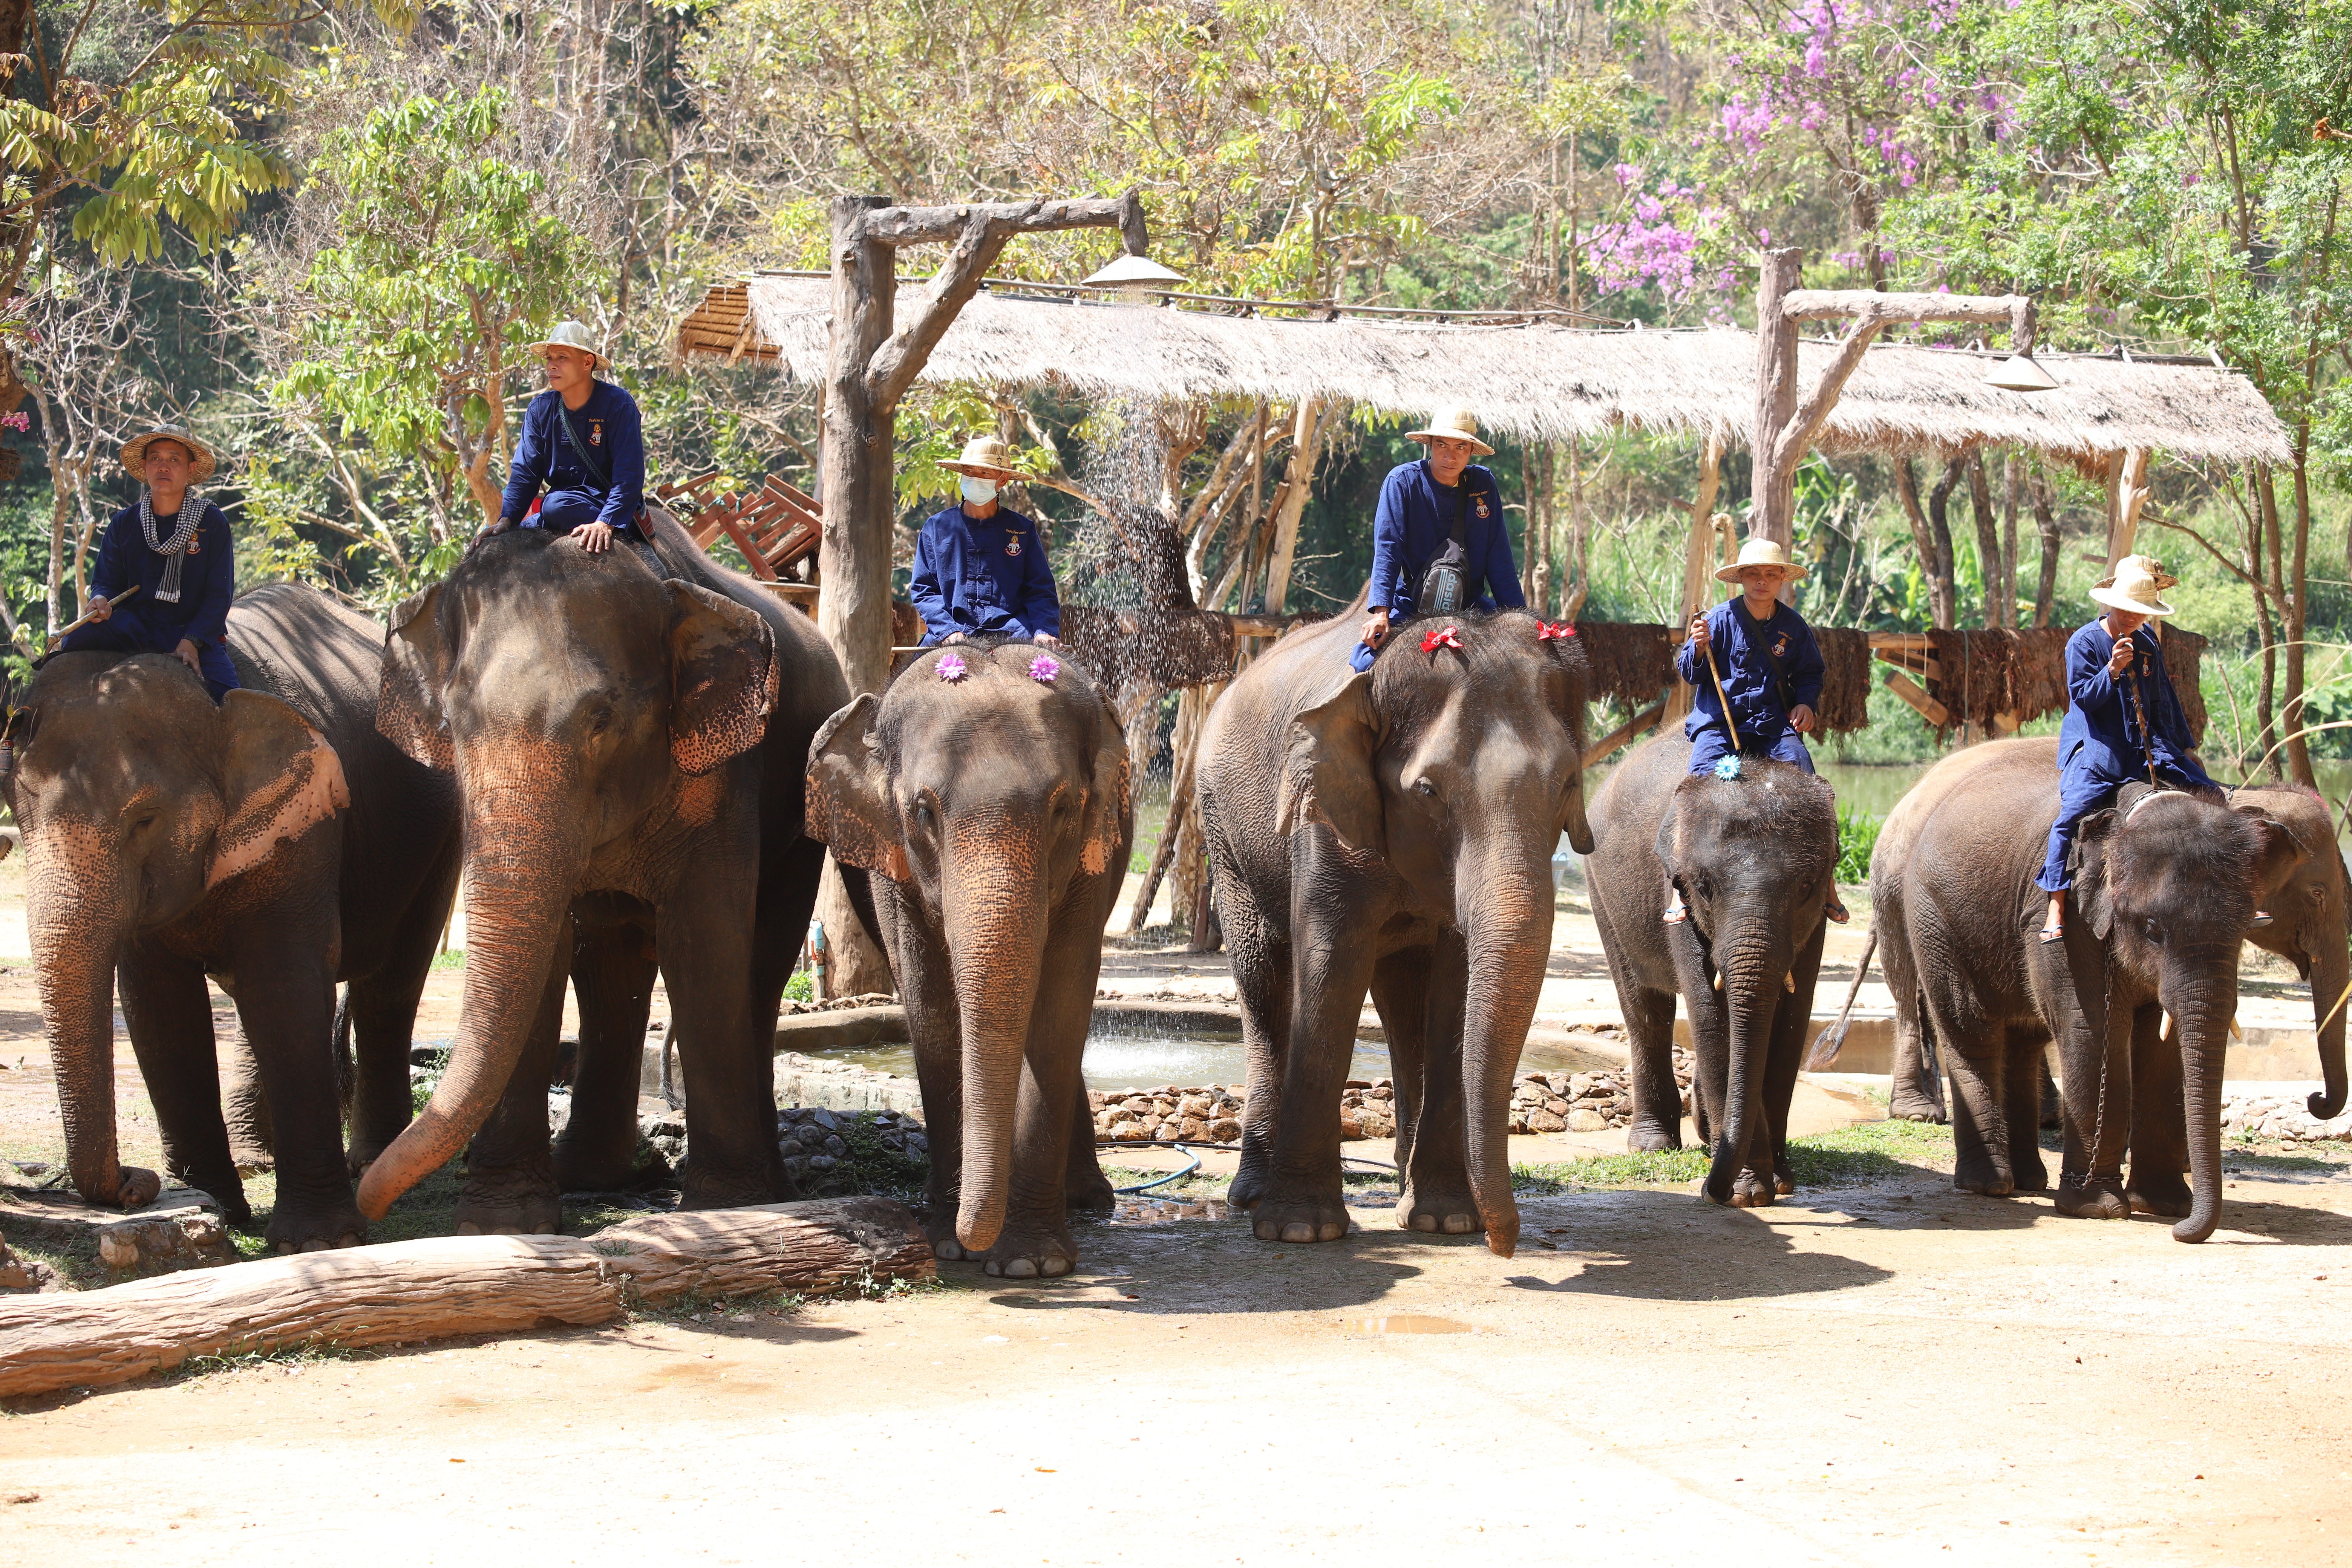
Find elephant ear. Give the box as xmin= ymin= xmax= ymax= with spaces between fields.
xmin=2247 ymin=816 xmax=2307 ymax=900
xmin=1081 ymin=696 xmax=1133 ymax=879
xmin=1651 ymin=796 xmax=1684 ymax=880
xmin=2075 ymin=808 xmax=2121 ymax=942
xmin=208 ymin=690 xmax=351 ymax=891
xmin=806 ymin=694 xmax=910 ymax=883
xmin=668 ymin=582 xmax=778 ymax=776
xmin=378 ymin=584 xmax=452 ymax=771
xmin=1279 ymin=672 xmax=1384 ymax=858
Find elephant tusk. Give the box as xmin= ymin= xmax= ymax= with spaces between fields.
xmin=1784 ymin=971 xmax=1796 ymax=994
xmin=2231 ymin=1015 xmax=2244 ymax=1040
xmin=1712 ymin=971 xmax=1723 ymax=992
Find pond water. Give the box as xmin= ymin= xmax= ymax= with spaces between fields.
xmin=796 ymin=1025 xmax=1392 ymax=1092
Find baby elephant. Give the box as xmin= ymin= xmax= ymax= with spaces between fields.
xmin=807 ymin=642 xmax=1131 ymax=1277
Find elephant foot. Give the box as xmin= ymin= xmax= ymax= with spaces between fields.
xmin=2012 ymin=1154 xmax=2051 ymax=1193
xmin=265 ymin=1193 xmax=368 ymax=1253
xmin=345 ymin=1142 xmax=387 ymax=1179
xmin=1887 ymin=1095 xmax=1947 ymax=1125
xmin=1251 ymin=1186 xmax=1352 ymax=1244
xmin=1729 ymin=1170 xmax=1777 ymax=1208
xmin=2054 ymin=1175 xmax=2129 ymax=1220
xmin=1624 ymin=1121 xmax=1682 ymax=1153
xmin=1064 ymin=1167 xmax=1117 ymax=1214
xmin=454 ymin=1176 xmax=563 ymax=1236
xmin=1773 ymin=1173 xmax=1795 ymax=1196
xmin=1952 ymin=1153 xmax=2016 ymax=1197
xmin=2126 ymin=1174 xmax=2193 ymax=1218
xmin=981 ymin=1220 xmax=1079 ymax=1279
xmin=677 ymin=1164 xmax=783 ymax=1211
xmin=1227 ymin=1156 xmax=1272 ymax=1212
xmin=230 ymin=1144 xmax=275 ymax=1176
xmin=1396 ymin=1184 xmax=1482 ymax=1236
xmin=552 ymin=1147 xmax=652 ymax=1195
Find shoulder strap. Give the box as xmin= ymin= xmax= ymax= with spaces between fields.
xmin=554 ymin=394 xmax=611 ymax=492
xmin=1448 ymin=471 xmax=1472 ymax=545
xmin=1740 ymin=602 xmax=1795 ymax=710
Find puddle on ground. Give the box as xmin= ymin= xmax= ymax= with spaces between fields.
xmin=791 ymin=1028 xmax=1390 ymax=1092
xmin=1340 ymin=1314 xmax=1476 ymax=1335
xmin=1108 ymin=1197 xmax=1232 ymax=1225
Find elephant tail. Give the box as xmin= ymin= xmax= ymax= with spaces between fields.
xmin=1804 ymin=930 xmax=1876 ymax=1071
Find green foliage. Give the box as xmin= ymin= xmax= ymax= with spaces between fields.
xmin=1512 ymin=1118 xmax=1955 ymax=1194
xmin=1835 ymin=802 xmax=1883 ymax=885
xmin=782 ymin=969 xmax=813 ymax=1002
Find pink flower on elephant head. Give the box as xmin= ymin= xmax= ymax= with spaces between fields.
xmin=1027 ymin=654 xmax=1061 ymax=684
xmin=936 ymin=651 xmax=968 ymax=682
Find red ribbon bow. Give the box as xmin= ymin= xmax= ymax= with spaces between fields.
xmin=1420 ymin=624 xmax=1465 ymax=654
xmin=1537 ymin=620 xmax=1578 ymax=642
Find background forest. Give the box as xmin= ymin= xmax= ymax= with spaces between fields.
xmin=12 ymin=0 xmax=2352 ymax=782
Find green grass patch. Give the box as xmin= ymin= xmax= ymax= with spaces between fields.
xmin=169 ymin=1341 xmax=378 ymax=1381
xmin=783 ymin=970 xmax=813 ymax=1002
xmin=430 ymin=949 xmax=465 ymax=971
xmin=1514 ymin=1118 xmax=1954 ymax=1196
xmin=1835 ymin=801 xmax=1882 ymax=886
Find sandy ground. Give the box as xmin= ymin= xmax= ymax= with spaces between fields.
xmin=6 ymin=858 xmax=2352 ymax=1563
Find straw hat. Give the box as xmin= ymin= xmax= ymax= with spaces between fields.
xmin=527 ymin=320 xmax=605 ymax=367
xmin=119 ymin=424 xmax=216 ymax=484
xmin=1714 ymin=536 xmax=1810 ymax=583
xmin=2090 ymin=554 xmax=2178 ymax=618
xmin=1404 ymin=406 xmax=1495 ymax=457
xmin=940 ymin=434 xmax=1021 ymax=481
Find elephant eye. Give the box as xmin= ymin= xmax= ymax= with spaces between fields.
xmin=1413 ymin=777 xmax=1436 ymax=798
xmin=588 ymin=706 xmax=613 ymax=735
xmin=2143 ymin=918 xmax=2163 ymax=943
xmin=911 ymin=799 xmax=936 ymax=830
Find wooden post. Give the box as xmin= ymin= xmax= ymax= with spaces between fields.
xmin=2106 ymin=446 xmax=2151 ymax=568
xmin=1258 ymin=399 xmax=1323 ymax=615
xmin=1664 ymin=436 xmax=1729 ymax=727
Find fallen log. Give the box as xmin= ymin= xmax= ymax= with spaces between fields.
xmin=0 ymin=1196 xmax=931 ymax=1401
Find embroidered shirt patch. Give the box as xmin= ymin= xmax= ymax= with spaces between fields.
xmin=1474 ymin=496 xmax=1491 ymax=519
xmin=1005 ymin=535 xmax=1022 ymax=557
xmin=1772 ymin=633 xmax=1789 ymax=658
xmin=589 ymin=420 xmax=603 ymax=446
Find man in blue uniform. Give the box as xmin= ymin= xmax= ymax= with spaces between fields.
xmin=1354 ymin=407 xmax=1523 ymax=672
xmin=909 ymin=435 xmax=1061 ymax=646
xmin=487 ymin=320 xmax=645 ymax=554
xmin=63 ymin=424 xmax=239 ymax=701
xmin=2036 ymin=556 xmax=2243 ymax=941
xmin=1669 ymin=536 xmax=1845 ymax=921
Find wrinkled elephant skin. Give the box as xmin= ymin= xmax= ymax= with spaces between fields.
xmin=807 ymin=643 xmax=1131 ymax=1277
xmin=1583 ymin=734 xmax=1838 ymax=1208
xmin=5 ymin=584 xmax=460 ymax=1251
xmin=360 ymin=519 xmax=847 ymax=1233
xmin=1888 ymin=740 xmax=2301 ymax=1242
xmin=1195 ymin=598 xmax=1593 ymax=1258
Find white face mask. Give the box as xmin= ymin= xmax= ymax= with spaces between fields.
xmin=959 ymin=476 xmax=999 ymax=504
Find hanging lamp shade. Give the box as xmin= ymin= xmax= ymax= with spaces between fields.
xmin=1082 ymin=253 xmax=1187 ymax=291
xmin=1986 ymin=353 xmax=2060 ymax=392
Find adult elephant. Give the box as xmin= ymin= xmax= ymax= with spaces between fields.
xmin=1891 ymin=739 xmax=2300 ymax=1241
xmin=1195 ymin=598 xmax=1593 ymax=1256
xmin=358 ymin=512 xmax=847 ymax=1230
xmin=4 ymin=583 xmax=460 ymax=1250
xmin=1861 ymin=743 xmax=1989 ymax=1124
xmin=1583 ymin=733 xmax=1839 ymax=1206
xmin=807 ymin=641 xmax=1130 ymax=1278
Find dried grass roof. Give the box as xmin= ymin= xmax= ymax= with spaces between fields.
xmin=679 ymin=276 xmax=2289 ymax=467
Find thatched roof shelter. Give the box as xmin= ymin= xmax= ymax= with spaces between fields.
xmin=679 ymin=275 xmax=2289 ymax=469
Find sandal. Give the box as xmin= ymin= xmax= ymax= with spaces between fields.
xmin=2037 ymin=924 xmax=2065 ymax=944
xmin=2251 ymin=909 xmax=2274 ymax=929
xmin=1825 ymin=895 xmax=1850 ymax=925
xmin=1663 ymin=902 xmax=1689 ymax=926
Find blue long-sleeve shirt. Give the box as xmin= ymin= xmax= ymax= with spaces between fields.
xmin=2056 ymin=618 xmax=2214 ymax=790
xmin=88 ymin=499 xmax=235 ymax=647
xmin=499 ymin=380 xmax=645 ymax=534
xmin=909 ymin=504 xmax=1060 ymax=644
xmin=1677 ymin=597 xmax=1825 ymax=748
xmin=1367 ymin=460 xmax=1525 ymax=617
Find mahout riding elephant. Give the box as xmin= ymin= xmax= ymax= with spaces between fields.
xmin=3 ymin=583 xmax=461 ymax=1250
xmin=360 ymin=513 xmax=848 ymax=1231
xmin=1873 ymin=749 xmax=2347 ymax=1131
xmin=1584 ymin=733 xmax=1839 ymax=1206
xmin=1195 ymin=598 xmax=1594 ymax=1256
xmin=1888 ymin=739 xmax=2301 ymax=1241
xmin=807 ymin=641 xmax=1130 ymax=1277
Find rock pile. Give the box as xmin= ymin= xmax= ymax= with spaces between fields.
xmin=1088 ymin=1059 xmax=1684 ymax=1144
xmin=2220 ymin=1094 xmax=2352 ymax=1144
xmin=1507 ymin=1051 xmax=1694 ymax=1134
xmin=1091 ymin=1087 xmax=1245 ymax=1143
xmin=634 ymin=1106 xmax=931 ymax=1199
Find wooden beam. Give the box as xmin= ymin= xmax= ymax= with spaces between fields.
xmin=2107 ymin=446 xmax=2151 ymax=567
xmin=1883 ymin=669 xmax=1950 ymax=727
xmin=1782 ymin=289 xmax=2030 ymax=332
xmin=1582 ymin=701 xmax=1668 ymax=770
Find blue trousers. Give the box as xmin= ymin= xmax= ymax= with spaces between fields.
xmin=59 ymin=611 xmax=239 ymax=702
xmin=1688 ymin=724 xmax=1815 ymax=775
xmin=2035 ymin=763 xmax=2221 ymax=892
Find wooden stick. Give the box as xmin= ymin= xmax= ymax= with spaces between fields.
xmin=46 ymin=585 xmax=138 ymax=649
xmin=0 ymin=1197 xmax=932 ymax=1400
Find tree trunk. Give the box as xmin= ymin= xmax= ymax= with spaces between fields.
xmin=2248 ymin=472 xmax=2280 ymax=778
xmin=1967 ymin=450 xmax=2003 ymax=629
xmin=817 ymin=855 xmax=892 ymax=998
xmin=818 ymin=194 xmax=897 ymax=700
xmin=1927 ymin=458 xmax=1964 ymax=630
xmin=2285 ymin=440 xmax=2316 ymax=788
xmin=1749 ymin=248 xmax=1804 ymax=553
xmin=2030 ymin=467 xmax=2061 ymax=628
xmin=2000 ymin=451 xmax=2021 ymax=631
xmin=1259 ymin=400 xmax=1323 ymax=615
xmin=1892 ymin=458 xmax=1951 ymax=629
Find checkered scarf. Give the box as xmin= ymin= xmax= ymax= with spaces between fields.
xmin=138 ymin=488 xmax=204 ymax=603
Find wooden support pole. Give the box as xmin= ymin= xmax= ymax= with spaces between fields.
xmin=1258 ymin=400 xmax=1323 ymax=616
xmin=1667 ymin=440 xmax=1731 ymax=727
xmin=2107 ymin=446 xmax=2151 ymax=568
xmin=1582 ymin=701 xmax=1668 ymax=770
xmin=0 ymin=1199 xmax=933 ymax=1401
xmin=1882 ymin=669 xmax=1950 ymax=727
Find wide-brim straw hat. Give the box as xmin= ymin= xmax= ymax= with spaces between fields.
xmin=119 ymin=424 xmax=216 ymax=484
xmin=2090 ymin=554 xmax=2178 ymax=618
xmin=1715 ymin=536 xmax=1809 ymax=583
xmin=940 ymin=434 xmax=1021 ymax=481
xmin=527 ymin=320 xmax=606 ymax=367
xmin=1404 ymin=406 xmax=1495 ymax=457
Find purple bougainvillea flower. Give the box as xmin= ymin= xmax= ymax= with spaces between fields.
xmin=1027 ymin=654 xmax=1061 ymax=684
xmin=936 ymin=651 xmax=968 ymax=682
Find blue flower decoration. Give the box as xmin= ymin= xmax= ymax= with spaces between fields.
xmin=1711 ymin=755 xmax=1743 ymax=781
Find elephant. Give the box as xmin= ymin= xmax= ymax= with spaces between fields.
xmin=1194 ymin=599 xmax=1594 ymax=1256
xmin=806 ymin=640 xmax=1131 ymax=1277
xmin=1875 ymin=750 xmax=2347 ymax=1130
xmin=1885 ymin=738 xmax=2301 ymax=1241
xmin=1583 ymin=733 xmax=1839 ymax=1207
xmin=358 ymin=512 xmax=848 ymax=1231
xmin=3 ymin=583 xmax=461 ymax=1250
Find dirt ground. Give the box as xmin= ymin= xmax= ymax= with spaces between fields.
xmin=6 ymin=861 xmax=2352 ymax=1564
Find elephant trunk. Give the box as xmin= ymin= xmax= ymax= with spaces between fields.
xmin=2170 ymin=981 xmax=2237 ymax=1244
xmin=1561 ymin=773 xmax=1595 ymax=857
xmin=355 ymin=784 xmax=584 ymax=1219
xmin=945 ymin=825 xmax=1048 ymax=1254
xmin=27 ymin=830 xmax=134 ymax=1205
xmin=1459 ymin=846 xmax=1556 ymax=1257
xmin=1703 ymin=920 xmax=1785 ymax=1205
xmin=2307 ymin=936 xmax=2348 ymax=1121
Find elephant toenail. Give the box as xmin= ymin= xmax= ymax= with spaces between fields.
xmin=1256 ymin=1221 xmax=1281 ymax=1240
xmin=301 ymin=1239 xmax=330 ymax=1252
xmin=1042 ymin=1256 xmax=1071 ymax=1277
xmin=456 ymin=1221 xmax=481 ymax=1236
xmin=1412 ymin=1213 xmax=1438 ymax=1233
xmin=1442 ymin=1214 xmax=1474 ymax=1234
xmin=1318 ymin=1222 xmax=1345 ymax=1241
xmin=337 ymin=1233 xmax=360 ymax=1249
xmin=933 ymin=1240 xmax=963 ymax=1260
xmin=533 ymin=1223 xmax=556 ymax=1236
xmin=1280 ymin=1222 xmax=1316 ymax=1243
xmin=1004 ymin=1257 xmax=1038 ymax=1279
